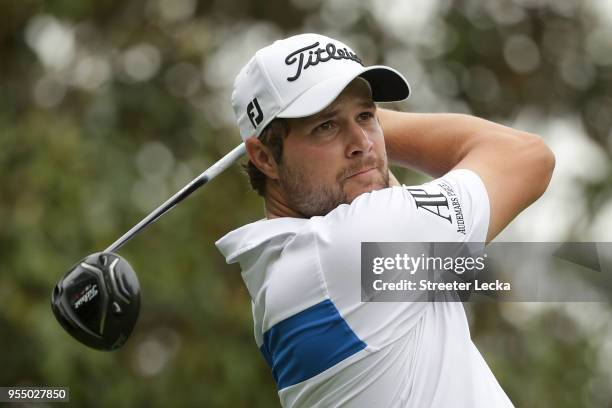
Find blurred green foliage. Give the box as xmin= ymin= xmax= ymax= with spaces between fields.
xmin=1 ymin=0 xmax=612 ymax=406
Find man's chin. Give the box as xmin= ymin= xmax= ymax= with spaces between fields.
xmin=345 ymin=179 xmax=389 ymax=203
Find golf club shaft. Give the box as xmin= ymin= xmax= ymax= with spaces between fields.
xmin=104 ymin=143 xmax=246 ymax=253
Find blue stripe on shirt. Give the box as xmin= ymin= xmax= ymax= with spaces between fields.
xmin=260 ymin=299 xmax=367 ymax=390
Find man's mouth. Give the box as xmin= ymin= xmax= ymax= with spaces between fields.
xmin=347 ymin=167 xmax=377 ymax=179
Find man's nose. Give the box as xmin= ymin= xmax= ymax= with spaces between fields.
xmin=345 ymin=123 xmax=374 ymax=157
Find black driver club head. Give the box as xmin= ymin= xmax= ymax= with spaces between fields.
xmin=51 ymin=252 xmax=140 ymax=351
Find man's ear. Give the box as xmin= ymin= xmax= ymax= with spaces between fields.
xmin=245 ymin=137 xmax=280 ymax=180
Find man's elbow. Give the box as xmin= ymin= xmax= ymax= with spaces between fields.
xmin=522 ymin=133 xmax=555 ymax=200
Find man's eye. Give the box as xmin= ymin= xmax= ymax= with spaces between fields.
xmin=314 ymin=121 xmax=335 ymax=133
xmin=359 ymin=111 xmax=375 ymax=121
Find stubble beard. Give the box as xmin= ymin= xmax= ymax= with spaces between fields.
xmin=277 ymin=155 xmax=390 ymax=218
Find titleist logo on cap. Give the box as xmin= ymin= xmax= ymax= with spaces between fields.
xmin=284 ymin=41 xmax=363 ymax=82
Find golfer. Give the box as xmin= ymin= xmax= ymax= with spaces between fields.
xmin=216 ymin=33 xmax=555 ymax=407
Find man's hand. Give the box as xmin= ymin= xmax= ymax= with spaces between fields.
xmin=378 ymin=109 xmax=555 ymax=242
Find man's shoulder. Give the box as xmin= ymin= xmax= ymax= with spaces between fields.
xmin=216 ymin=186 xmax=419 ymax=265
xmin=215 ymin=217 xmax=310 ymax=263
xmin=216 ymin=170 xmax=489 ymax=264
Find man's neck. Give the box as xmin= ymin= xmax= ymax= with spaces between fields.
xmin=264 ymin=181 xmax=305 ymax=219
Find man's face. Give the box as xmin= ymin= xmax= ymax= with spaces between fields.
xmin=276 ymin=78 xmax=389 ymax=218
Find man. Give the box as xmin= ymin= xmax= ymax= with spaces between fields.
xmin=216 ymin=33 xmax=554 ymax=407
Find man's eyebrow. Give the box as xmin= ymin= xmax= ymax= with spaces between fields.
xmin=358 ymin=99 xmax=376 ymax=109
xmin=313 ymin=108 xmax=339 ymax=122
xmin=310 ymin=99 xmax=376 ymax=123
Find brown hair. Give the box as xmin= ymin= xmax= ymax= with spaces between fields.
xmin=242 ymin=119 xmax=290 ymax=197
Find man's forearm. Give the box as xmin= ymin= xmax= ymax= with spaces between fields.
xmin=379 ymin=108 xmax=555 ymax=242
xmin=378 ymin=109 xmax=542 ymax=178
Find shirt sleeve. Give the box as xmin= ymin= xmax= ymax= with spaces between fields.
xmin=410 ymin=168 xmax=491 ymax=242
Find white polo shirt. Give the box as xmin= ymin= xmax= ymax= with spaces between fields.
xmin=216 ymin=169 xmax=514 ymax=407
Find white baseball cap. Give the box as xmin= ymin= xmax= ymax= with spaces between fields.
xmin=232 ymin=33 xmax=410 ymax=141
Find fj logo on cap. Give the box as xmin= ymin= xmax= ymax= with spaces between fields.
xmin=247 ymin=98 xmax=263 ymax=128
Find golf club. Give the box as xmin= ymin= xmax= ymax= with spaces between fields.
xmin=51 ymin=142 xmax=246 ymax=351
